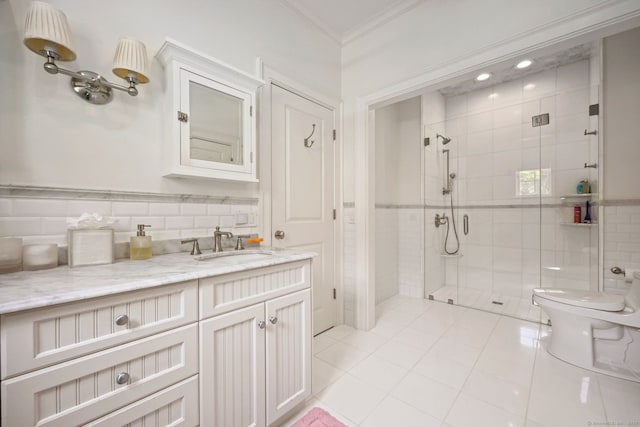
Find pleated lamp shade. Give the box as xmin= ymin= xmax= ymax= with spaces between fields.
xmin=112 ymin=37 xmax=150 ymax=84
xmin=23 ymin=1 xmax=76 ymax=61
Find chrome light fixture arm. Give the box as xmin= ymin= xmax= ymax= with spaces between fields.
xmin=41 ymin=52 xmax=140 ymax=104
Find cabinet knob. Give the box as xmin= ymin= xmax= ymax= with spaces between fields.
xmin=269 ymin=316 xmax=278 ymax=325
xmin=258 ymin=320 xmax=266 ymax=329
xmin=274 ymin=230 xmax=285 ymax=240
xmin=115 ymin=314 xmax=129 ymax=326
xmin=116 ymin=372 xmax=130 ymax=385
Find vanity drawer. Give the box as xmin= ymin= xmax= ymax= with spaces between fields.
xmin=199 ymin=259 xmax=311 ymax=319
xmin=1 ymin=280 xmax=198 ymax=379
xmin=1 ymin=323 xmax=198 ymax=427
xmin=82 ymin=375 xmax=199 ymax=427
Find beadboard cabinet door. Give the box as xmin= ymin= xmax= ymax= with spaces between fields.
xmin=265 ymin=289 xmax=311 ymax=425
xmin=200 ymin=303 xmax=266 ymax=427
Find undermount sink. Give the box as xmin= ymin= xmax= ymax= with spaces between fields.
xmin=194 ymin=250 xmax=276 ymax=262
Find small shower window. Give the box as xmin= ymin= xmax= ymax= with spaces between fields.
xmin=516 ymin=168 xmax=551 ymax=196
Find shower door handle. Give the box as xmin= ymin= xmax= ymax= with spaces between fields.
xmin=463 ymin=214 xmax=469 ymax=235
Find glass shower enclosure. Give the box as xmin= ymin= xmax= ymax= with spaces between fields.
xmin=423 ymin=53 xmax=600 ymax=324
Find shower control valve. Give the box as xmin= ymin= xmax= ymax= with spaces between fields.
xmin=434 ymin=213 xmax=448 ymax=228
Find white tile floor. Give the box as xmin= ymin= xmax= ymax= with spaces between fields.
xmin=279 ymin=295 xmax=640 ymax=427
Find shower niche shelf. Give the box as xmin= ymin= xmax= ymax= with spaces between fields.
xmin=440 ymin=253 xmax=463 ymax=258
xmin=560 ymin=222 xmax=597 ymax=227
xmin=559 ymin=193 xmax=597 ymax=200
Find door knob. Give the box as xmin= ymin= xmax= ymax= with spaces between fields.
xmin=274 ymin=230 xmax=285 ymax=240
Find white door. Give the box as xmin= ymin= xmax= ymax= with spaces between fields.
xmin=271 ymin=84 xmax=336 ymax=335
xmin=265 ymin=289 xmax=311 ymax=424
xmin=200 ymin=304 xmax=266 ymax=427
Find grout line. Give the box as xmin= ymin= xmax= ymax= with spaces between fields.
xmin=439 ymin=310 xmax=502 ymax=424
xmin=522 ymin=322 xmax=543 ymax=425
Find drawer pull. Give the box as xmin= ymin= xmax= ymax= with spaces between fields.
xmin=115 ymin=314 xmax=129 ymax=326
xmin=116 ymin=372 xmax=130 ymax=385
xmin=269 ymin=316 xmax=278 ymax=325
xmin=258 ymin=320 xmax=266 ymax=329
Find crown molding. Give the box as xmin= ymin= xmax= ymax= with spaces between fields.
xmin=343 ymin=0 xmax=424 ymax=45
xmin=279 ymin=0 xmax=423 ymax=46
xmin=278 ymin=0 xmax=342 ymax=44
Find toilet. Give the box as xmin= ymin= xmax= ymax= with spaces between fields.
xmin=532 ymin=271 xmax=640 ymax=382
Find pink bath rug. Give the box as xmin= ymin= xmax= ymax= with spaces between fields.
xmin=291 ymin=407 xmax=347 ymax=427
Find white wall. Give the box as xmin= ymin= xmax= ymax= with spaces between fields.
xmin=603 ymin=26 xmax=640 ymax=200
xmin=0 ymin=0 xmax=341 ymax=198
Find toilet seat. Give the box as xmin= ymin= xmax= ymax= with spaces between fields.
xmin=533 ymin=289 xmax=625 ymax=312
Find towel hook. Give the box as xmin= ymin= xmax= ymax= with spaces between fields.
xmin=304 ymin=124 xmax=316 ymax=148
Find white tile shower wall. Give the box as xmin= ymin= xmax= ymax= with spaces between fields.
xmin=375 ymin=208 xmax=399 ymax=303
xmin=603 ymin=205 xmax=640 ymax=293
xmin=397 ymin=208 xmax=424 ymax=298
xmin=0 ymin=197 xmax=258 ymax=246
xmin=343 ymin=207 xmax=357 ymax=327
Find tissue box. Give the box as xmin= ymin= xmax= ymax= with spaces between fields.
xmin=68 ymin=229 xmax=114 ymax=267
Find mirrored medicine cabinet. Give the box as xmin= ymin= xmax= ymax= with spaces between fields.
xmin=156 ymin=39 xmax=264 ymax=182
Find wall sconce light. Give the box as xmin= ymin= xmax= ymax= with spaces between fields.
xmin=23 ymin=1 xmax=149 ymax=105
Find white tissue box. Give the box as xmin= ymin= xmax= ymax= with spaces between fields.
xmin=68 ymin=229 xmax=114 ymax=267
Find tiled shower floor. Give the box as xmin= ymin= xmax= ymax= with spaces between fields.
xmin=279 ymin=295 xmax=640 ymax=427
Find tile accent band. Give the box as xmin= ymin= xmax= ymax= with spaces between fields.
xmin=0 ymin=185 xmax=259 ymax=205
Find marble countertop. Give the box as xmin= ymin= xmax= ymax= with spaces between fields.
xmin=0 ymin=249 xmax=315 ymax=315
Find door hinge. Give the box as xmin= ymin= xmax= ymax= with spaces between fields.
xmin=333 ymin=129 xmax=336 ymax=141
xmin=333 ymin=209 xmax=336 ymax=220
xmin=177 ymin=111 xmax=188 ymax=123
xmin=250 ymin=105 xmax=253 ymax=117
xmin=333 ymin=288 xmax=336 ymax=299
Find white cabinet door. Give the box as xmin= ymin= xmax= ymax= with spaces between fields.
xmin=265 ymin=289 xmax=312 ymax=425
xmin=200 ymin=303 xmax=266 ymax=427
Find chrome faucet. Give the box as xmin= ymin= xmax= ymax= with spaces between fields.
xmin=213 ymin=226 xmax=233 ymax=252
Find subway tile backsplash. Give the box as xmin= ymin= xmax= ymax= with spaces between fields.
xmin=0 ymin=196 xmax=259 ymax=254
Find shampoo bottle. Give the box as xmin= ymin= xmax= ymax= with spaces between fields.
xmin=130 ymin=224 xmax=152 ymax=260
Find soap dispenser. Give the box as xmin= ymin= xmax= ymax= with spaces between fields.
xmin=130 ymin=224 xmax=152 ymax=260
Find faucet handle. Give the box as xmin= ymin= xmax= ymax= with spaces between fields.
xmin=181 ymin=238 xmax=202 ymax=255
xmin=234 ymin=235 xmax=252 ymax=251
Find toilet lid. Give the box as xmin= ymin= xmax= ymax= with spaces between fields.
xmin=533 ymin=288 xmax=626 ymax=311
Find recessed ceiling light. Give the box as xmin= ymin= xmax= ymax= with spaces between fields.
xmin=516 ymin=59 xmax=533 ymax=69
xmin=476 ymin=72 xmax=491 ymax=81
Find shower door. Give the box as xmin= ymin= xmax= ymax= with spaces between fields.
xmin=423 ymin=58 xmax=599 ymax=323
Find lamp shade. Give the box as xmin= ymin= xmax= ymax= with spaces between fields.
xmin=23 ymin=1 xmax=76 ymax=61
xmin=112 ymin=37 xmax=150 ymax=84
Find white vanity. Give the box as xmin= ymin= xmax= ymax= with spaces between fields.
xmin=0 ymin=250 xmax=314 ymax=427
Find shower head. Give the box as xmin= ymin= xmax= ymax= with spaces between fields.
xmin=437 ymin=134 xmax=452 ymax=145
